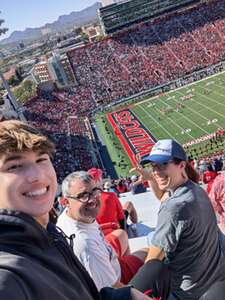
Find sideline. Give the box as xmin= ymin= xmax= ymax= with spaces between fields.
xmin=136 ymin=71 xmax=225 ymax=106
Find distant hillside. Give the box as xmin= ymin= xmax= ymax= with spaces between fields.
xmin=0 ymin=2 xmax=101 ymax=45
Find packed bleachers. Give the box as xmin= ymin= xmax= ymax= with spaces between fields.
xmin=21 ymin=1 xmax=225 ymax=181
xmin=23 ymin=92 xmax=95 ymax=182
xmin=68 ymin=0 xmax=225 ymax=105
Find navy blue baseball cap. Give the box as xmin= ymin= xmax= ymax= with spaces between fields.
xmin=140 ymin=139 xmax=187 ymax=165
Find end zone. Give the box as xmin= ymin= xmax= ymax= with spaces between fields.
xmin=107 ymin=109 xmax=156 ymax=166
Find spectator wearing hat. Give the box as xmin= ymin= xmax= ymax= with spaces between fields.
xmin=130 ymin=175 xmax=147 ymax=195
xmin=132 ymin=139 xmax=225 ymax=300
xmin=104 ymin=180 xmax=120 ymax=195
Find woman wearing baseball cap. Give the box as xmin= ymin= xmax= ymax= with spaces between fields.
xmin=130 ymin=139 xmax=225 ymax=300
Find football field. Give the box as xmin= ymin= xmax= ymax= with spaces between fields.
xmin=131 ymin=72 xmax=225 ymax=145
xmin=95 ymin=71 xmax=225 ymax=177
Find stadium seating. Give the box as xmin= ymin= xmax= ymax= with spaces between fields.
xmin=23 ymin=0 xmax=225 ymax=179
xmin=23 ymin=93 xmax=95 ymax=182
xmin=68 ymin=0 xmax=225 ymax=105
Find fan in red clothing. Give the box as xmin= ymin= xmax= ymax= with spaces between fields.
xmin=203 ymin=165 xmax=218 ymax=194
xmin=87 ymin=168 xmax=138 ymax=257
xmin=116 ymin=179 xmax=128 ymax=194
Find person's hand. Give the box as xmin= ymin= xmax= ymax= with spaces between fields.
xmin=129 ymin=165 xmax=153 ymax=181
xmin=130 ymin=165 xmax=167 ymax=201
xmin=130 ymin=288 xmax=152 ymax=300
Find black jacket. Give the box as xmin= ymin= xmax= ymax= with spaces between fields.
xmin=0 ymin=210 xmax=131 ymax=300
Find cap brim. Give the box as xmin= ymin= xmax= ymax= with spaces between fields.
xmin=140 ymin=155 xmax=151 ymax=166
xmin=140 ymin=154 xmax=172 ymax=165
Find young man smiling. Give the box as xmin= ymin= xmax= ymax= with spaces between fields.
xmin=0 ymin=119 xmax=151 ymax=300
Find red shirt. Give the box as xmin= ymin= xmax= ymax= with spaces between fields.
xmin=96 ymin=191 xmax=125 ymax=227
xmin=203 ymin=170 xmax=217 ymax=193
xmin=116 ymin=184 xmax=127 ymax=194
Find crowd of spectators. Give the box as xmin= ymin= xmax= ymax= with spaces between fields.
xmin=68 ymin=0 xmax=225 ymax=105
xmin=23 ymin=92 xmax=95 ymax=182
xmin=22 ymin=0 xmax=225 ymax=182
xmin=102 ymin=152 xmax=225 ymax=196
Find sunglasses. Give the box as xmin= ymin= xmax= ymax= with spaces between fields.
xmin=66 ymin=187 xmax=102 ymax=203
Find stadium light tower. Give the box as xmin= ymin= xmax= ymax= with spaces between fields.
xmin=0 ymin=71 xmax=26 ymax=122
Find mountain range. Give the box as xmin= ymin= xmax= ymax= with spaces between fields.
xmin=0 ymin=2 xmax=101 ymax=45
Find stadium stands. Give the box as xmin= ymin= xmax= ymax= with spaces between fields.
xmin=68 ymin=0 xmax=225 ymax=105
xmin=22 ymin=0 xmax=225 ymax=179
xmin=98 ymin=0 xmax=201 ymax=35
xmin=23 ymin=92 xmax=96 ymax=182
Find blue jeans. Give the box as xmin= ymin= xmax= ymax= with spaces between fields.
xmin=147 ymin=231 xmax=155 ymax=246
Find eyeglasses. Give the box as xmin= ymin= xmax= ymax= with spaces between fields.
xmin=66 ymin=187 xmax=102 ymax=203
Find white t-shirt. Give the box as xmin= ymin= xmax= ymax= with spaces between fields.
xmin=57 ymin=210 xmax=121 ymax=290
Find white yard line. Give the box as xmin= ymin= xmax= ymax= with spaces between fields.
xmin=152 ymin=101 xmax=195 ymax=139
xmin=213 ymin=81 xmax=225 ymax=93
xmin=174 ymin=89 xmax=224 ymax=129
xmin=137 ymin=71 xmax=225 ymax=106
xmin=179 ymin=88 xmax=225 ymax=122
xmin=133 ymin=106 xmax=178 ymax=140
xmin=142 ymin=104 xmax=219 ymax=125
xmin=133 ymin=72 xmax=225 ymax=138
xmin=208 ymin=83 xmax=225 ymax=105
xmin=157 ymin=92 xmax=210 ymax=134
xmin=196 ymin=85 xmax=225 ymax=109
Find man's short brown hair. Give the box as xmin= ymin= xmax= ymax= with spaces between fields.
xmin=0 ymin=120 xmax=55 ymax=157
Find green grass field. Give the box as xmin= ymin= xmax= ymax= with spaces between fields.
xmin=131 ymin=72 xmax=225 ymax=145
xmin=95 ymin=113 xmax=132 ymax=177
xmin=95 ymin=71 xmax=225 ymax=177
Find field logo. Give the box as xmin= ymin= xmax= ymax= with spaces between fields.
xmin=107 ymin=109 xmax=156 ymax=165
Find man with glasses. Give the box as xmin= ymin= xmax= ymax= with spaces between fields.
xmin=57 ymin=171 xmax=148 ymax=290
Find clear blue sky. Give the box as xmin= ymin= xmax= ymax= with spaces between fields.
xmin=0 ymin=0 xmax=98 ymax=40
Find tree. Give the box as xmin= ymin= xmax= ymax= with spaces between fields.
xmin=13 ymin=80 xmax=37 ymax=103
xmin=81 ymin=32 xmax=89 ymax=42
xmin=95 ymin=35 xmax=105 ymax=42
xmin=7 ymin=75 xmax=18 ymax=86
xmin=0 ymin=13 xmax=8 ymax=36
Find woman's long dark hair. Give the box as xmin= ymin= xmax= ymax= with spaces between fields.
xmin=173 ymin=158 xmax=200 ymax=183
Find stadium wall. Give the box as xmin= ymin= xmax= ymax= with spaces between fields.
xmin=96 ymin=61 xmax=225 ymax=115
